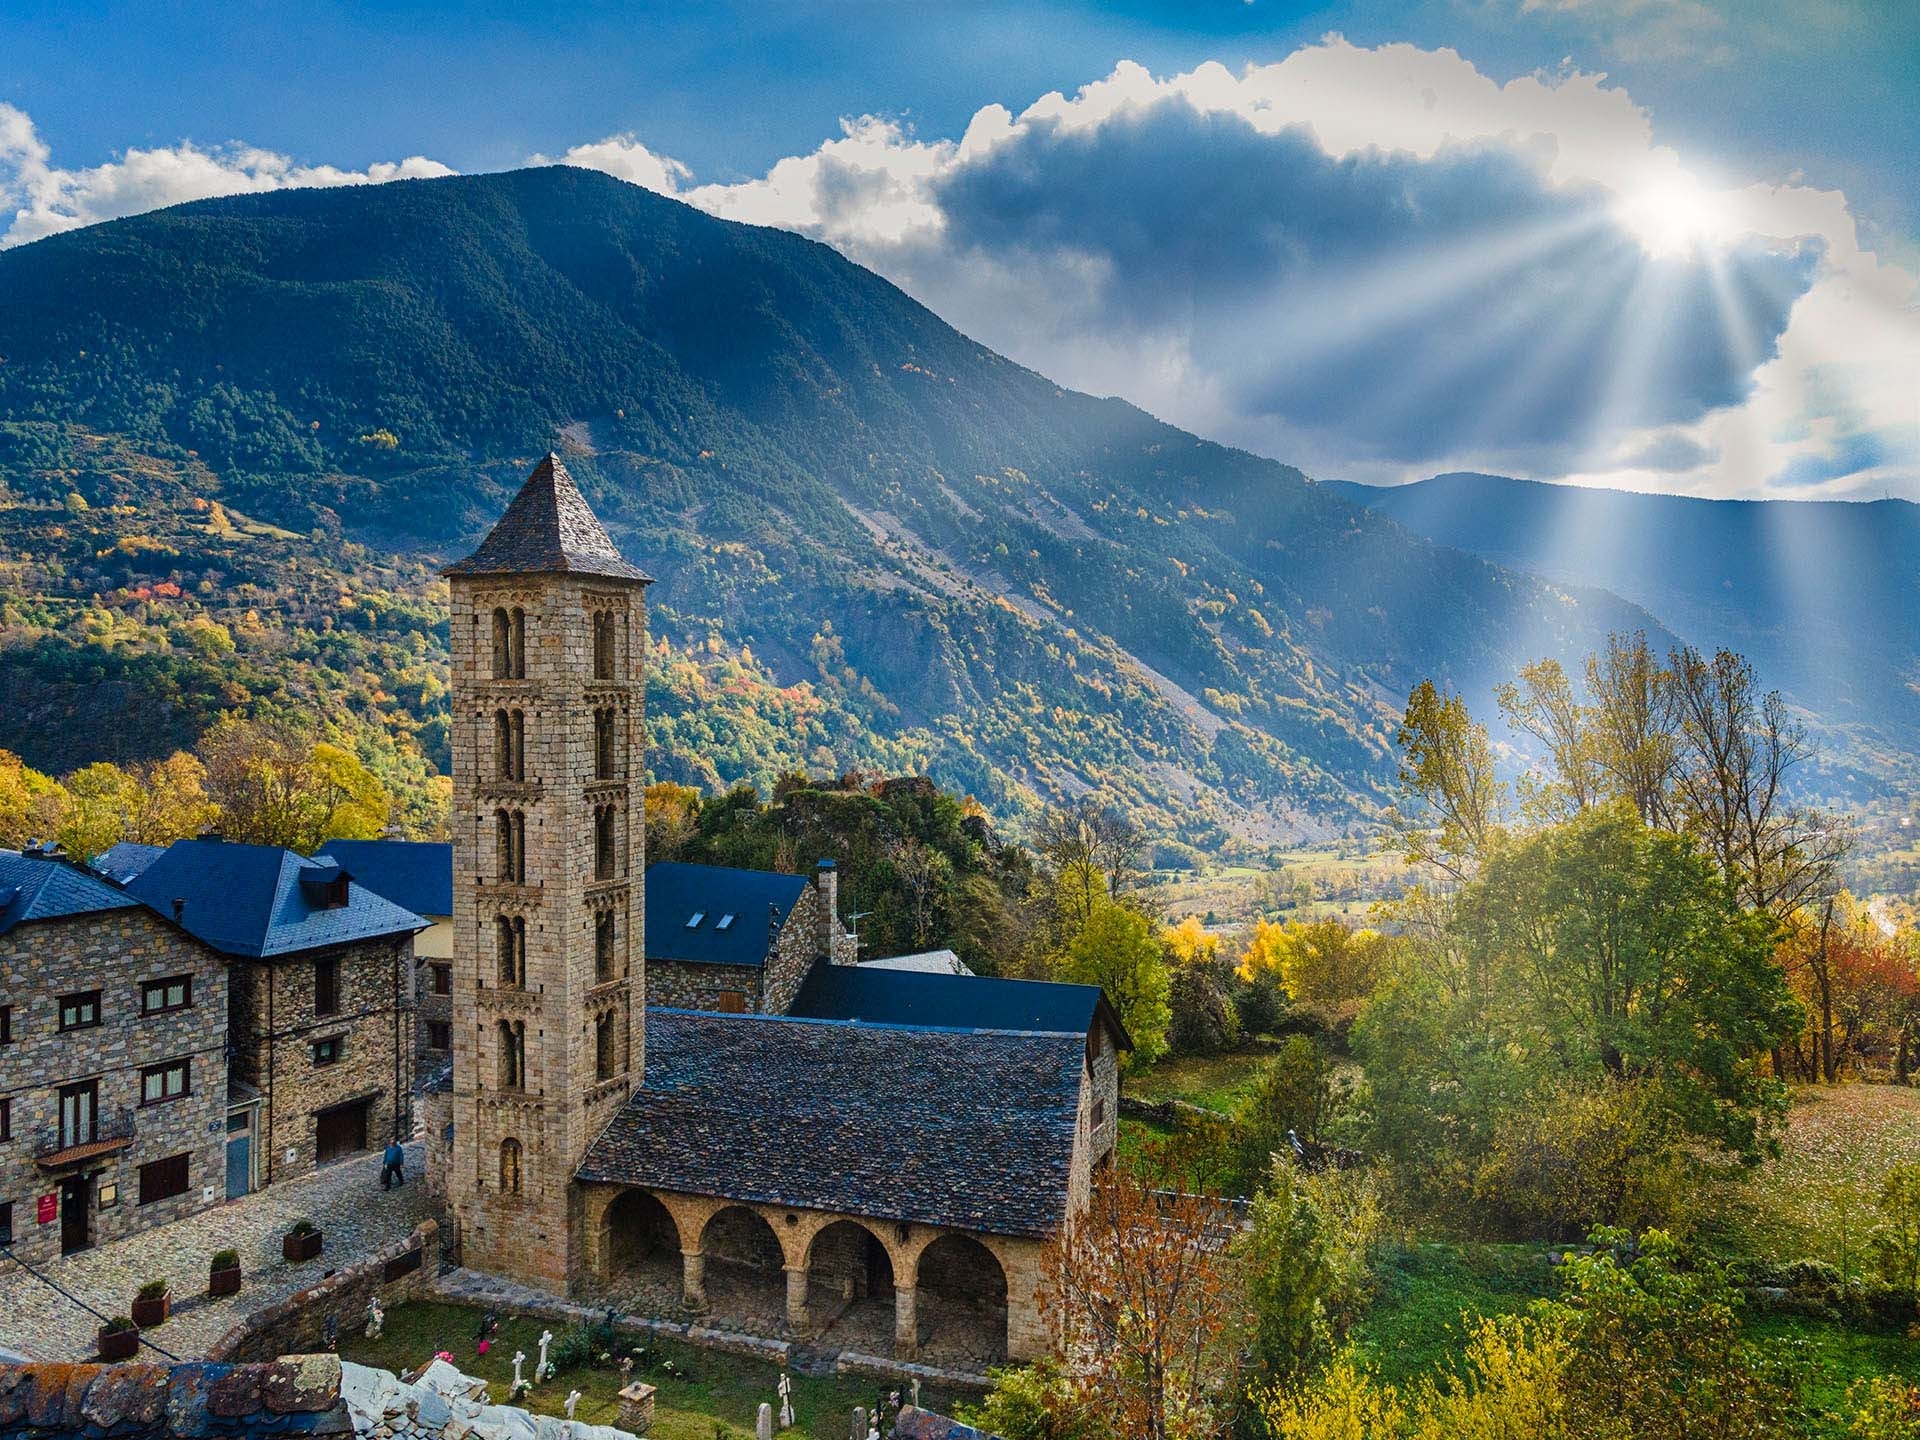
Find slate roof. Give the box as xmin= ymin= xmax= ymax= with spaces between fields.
xmin=125 ymin=839 xmax=427 ymax=959
xmin=860 ymin=948 xmax=974 ymax=976
xmin=790 ymin=963 xmax=1133 ymax=1052
xmin=0 ymin=1355 xmax=351 ymax=1437
xmin=314 ymin=839 xmax=454 ymax=918
xmin=644 ymin=862 xmax=810 ymax=967
xmin=91 ymin=840 xmax=167 ymax=884
xmin=577 ymin=1009 xmax=1085 ymax=1238
xmin=442 ymin=454 xmax=652 ymax=581
xmin=0 ymin=849 xmax=142 ymax=937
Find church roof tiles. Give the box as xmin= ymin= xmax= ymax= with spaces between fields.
xmin=442 ymin=453 xmax=652 ymax=582
xmin=577 ymin=1008 xmax=1084 ymax=1238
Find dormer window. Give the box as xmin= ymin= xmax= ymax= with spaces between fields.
xmin=686 ymin=911 xmax=706 ymax=929
xmin=715 ymin=914 xmax=735 ymax=931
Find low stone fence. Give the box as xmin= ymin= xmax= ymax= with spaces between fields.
xmin=835 ymin=1352 xmax=993 ymax=1393
xmin=1119 ymin=1096 xmax=1221 ymax=1127
xmin=206 ymin=1220 xmax=442 ymax=1363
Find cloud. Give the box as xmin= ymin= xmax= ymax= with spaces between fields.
xmin=646 ymin=41 xmax=1919 ymax=498
xmin=527 ymin=134 xmax=689 ymax=194
xmin=0 ymin=103 xmax=453 ymax=248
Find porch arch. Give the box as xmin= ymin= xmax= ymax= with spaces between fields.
xmin=915 ymin=1233 xmax=1009 ymax=1367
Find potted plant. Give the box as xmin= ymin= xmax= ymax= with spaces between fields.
xmin=97 ymin=1316 xmax=139 ymax=1362
xmin=131 ymin=1278 xmax=171 ymax=1328
xmin=283 ymin=1218 xmax=323 ymax=1262
xmin=209 ymin=1249 xmax=242 ymax=1297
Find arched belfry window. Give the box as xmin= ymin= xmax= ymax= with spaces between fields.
xmin=595 ymin=1011 xmax=617 ymax=1082
xmin=593 ymin=805 xmax=618 ymax=881
xmin=594 ymin=707 xmax=616 ymax=780
xmin=497 ymin=1020 xmax=525 ymax=1090
xmin=495 ymin=809 xmax=514 ymax=881
xmin=509 ymin=607 xmax=526 ymax=679
xmin=491 ymin=608 xmax=512 ymax=679
xmin=510 ymin=710 xmax=526 ymax=781
xmin=499 ymin=1138 xmax=523 ymax=1195
xmin=595 ymin=910 xmax=617 ymax=983
xmin=593 ymin=611 xmax=616 ymax=681
xmin=495 ymin=915 xmax=526 ymax=987
xmin=494 ymin=710 xmax=513 ymax=781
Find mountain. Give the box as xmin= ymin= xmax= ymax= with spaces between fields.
xmin=0 ymin=167 xmax=1669 ymax=855
xmin=1327 ymin=473 xmax=1920 ymax=773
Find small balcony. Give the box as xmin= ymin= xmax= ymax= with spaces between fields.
xmin=34 ymin=1108 xmax=136 ymax=1170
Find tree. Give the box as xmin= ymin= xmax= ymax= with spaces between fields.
xmin=1061 ymin=902 xmax=1171 ymax=1071
xmin=200 ymin=717 xmax=391 ymax=853
xmin=1036 ymin=797 xmax=1146 ymax=929
xmin=1873 ymin=1163 xmax=1920 ymax=1304
xmin=1584 ymin=632 xmax=1680 ymax=830
xmin=1237 ymin=1036 xmax=1345 ymax=1177
xmin=644 ymin=781 xmax=701 ymax=862
xmin=1268 ymin=918 xmax=1390 ymax=1027
xmin=0 ymin=749 xmax=69 ymax=849
xmin=1166 ymin=917 xmax=1239 ymax=1055
xmin=1046 ymin=1165 xmax=1247 ymax=1440
xmin=57 ymin=762 xmax=146 ymax=862
xmin=1235 ymin=1161 xmax=1333 ymax=1393
xmin=1395 ymin=679 xmax=1505 ymax=877
xmin=1499 ymin=657 xmax=1600 ymax=821
xmin=133 ymin=752 xmax=218 ymax=844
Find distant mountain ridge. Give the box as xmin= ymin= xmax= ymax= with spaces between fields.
xmin=1327 ymin=472 xmax=1920 ymax=767
xmin=0 ymin=168 xmax=1674 ymax=852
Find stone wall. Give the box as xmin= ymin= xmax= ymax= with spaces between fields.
xmin=207 ymin=1219 xmax=442 ymax=1362
xmin=228 ymin=936 xmax=415 ymax=1185
xmin=0 ymin=904 xmax=227 ymax=1266
xmin=645 ymin=959 xmax=765 ymax=1013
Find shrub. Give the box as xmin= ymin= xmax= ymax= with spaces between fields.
xmin=1237 ymin=1035 xmax=1347 ymax=1182
xmin=286 ymin=1218 xmax=318 ymax=1237
xmin=1236 ymin=1161 xmax=1333 ymax=1393
xmin=101 ymin=1316 xmax=136 ymax=1334
xmin=1300 ymin=1165 xmax=1384 ymax=1333
xmin=958 ymin=1361 xmax=1098 ymax=1440
xmin=211 ymin=1249 xmax=240 ymax=1270
xmin=548 ymin=1318 xmax=621 ymax=1373
xmin=1168 ymin=961 xmax=1241 ymax=1056
xmin=1848 ymin=1375 xmax=1920 ymax=1440
xmin=136 ymin=1279 xmax=169 ymax=1300
xmin=1873 ymin=1163 xmax=1920 ymax=1305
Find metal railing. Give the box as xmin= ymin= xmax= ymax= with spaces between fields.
xmin=32 ymin=1105 xmax=136 ymax=1162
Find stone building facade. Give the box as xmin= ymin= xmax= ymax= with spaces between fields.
xmin=0 ymin=854 xmax=228 ymax=1266
xmin=226 ymin=937 xmax=416 ymax=1184
xmin=643 ymin=860 xmax=856 ymax=1017
xmin=442 ymin=454 xmax=650 ymax=1291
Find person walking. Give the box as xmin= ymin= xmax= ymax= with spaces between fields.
xmin=380 ymin=1138 xmax=405 ymax=1190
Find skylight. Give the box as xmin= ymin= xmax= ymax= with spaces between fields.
xmin=686 ymin=911 xmax=706 ymax=928
xmin=716 ymin=914 xmax=735 ymax=931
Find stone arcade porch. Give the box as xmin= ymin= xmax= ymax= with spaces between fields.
xmin=582 ymin=1185 xmax=1036 ymax=1370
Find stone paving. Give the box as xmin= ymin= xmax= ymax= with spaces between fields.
xmin=0 ymin=1140 xmax=433 ymax=1362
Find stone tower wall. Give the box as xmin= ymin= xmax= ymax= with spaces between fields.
xmin=445 ymin=572 xmax=648 ymax=1291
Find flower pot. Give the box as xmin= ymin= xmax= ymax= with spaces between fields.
xmin=97 ymin=1326 xmax=139 ymax=1362
xmin=130 ymin=1292 xmax=170 ymax=1328
xmin=283 ymin=1229 xmax=323 ymax=1263
xmin=209 ymin=1265 xmax=242 ymax=1298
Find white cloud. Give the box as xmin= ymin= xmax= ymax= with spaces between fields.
xmin=527 ymin=134 xmax=689 ymax=194
xmin=0 ymin=103 xmax=453 ymax=248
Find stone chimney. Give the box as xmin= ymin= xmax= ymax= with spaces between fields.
xmin=814 ymin=858 xmax=842 ymax=962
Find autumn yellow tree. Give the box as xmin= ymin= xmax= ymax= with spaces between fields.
xmin=0 ymin=749 xmax=68 ymax=848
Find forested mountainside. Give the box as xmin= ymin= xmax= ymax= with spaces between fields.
xmin=1329 ymin=473 xmax=1920 ymax=776
xmin=0 ymin=167 xmax=1665 ymax=854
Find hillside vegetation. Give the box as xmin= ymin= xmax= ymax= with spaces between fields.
xmin=0 ymin=167 xmax=1666 ymax=853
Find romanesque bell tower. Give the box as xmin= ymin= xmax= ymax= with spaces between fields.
xmin=442 ymin=454 xmax=650 ymax=1289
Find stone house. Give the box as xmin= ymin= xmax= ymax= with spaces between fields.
xmin=643 ymin=860 xmax=856 ymax=1015
xmin=125 ymin=840 xmax=425 ymax=1186
xmin=0 ymin=846 xmax=228 ymax=1265
xmin=435 ymin=456 xmax=1133 ymax=1369
xmin=314 ymin=840 xmax=456 ymax=1068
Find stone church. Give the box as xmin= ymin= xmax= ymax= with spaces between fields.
xmin=432 ymin=457 xmax=1127 ymax=1369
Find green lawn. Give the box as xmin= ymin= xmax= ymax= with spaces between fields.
xmin=1350 ymin=1244 xmax=1556 ymax=1385
xmin=1124 ymin=1047 xmax=1269 ymax=1114
xmin=338 ymin=1301 xmax=958 ymax=1440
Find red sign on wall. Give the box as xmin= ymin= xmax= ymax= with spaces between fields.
xmin=36 ymin=1193 xmax=56 ymax=1225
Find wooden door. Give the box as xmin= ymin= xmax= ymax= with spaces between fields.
xmin=314 ymin=1099 xmax=369 ymax=1164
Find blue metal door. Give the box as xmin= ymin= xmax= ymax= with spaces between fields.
xmin=226 ymin=1134 xmax=252 ymax=1199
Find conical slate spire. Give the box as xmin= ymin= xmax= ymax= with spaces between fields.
xmin=443 ymin=453 xmax=652 ymax=581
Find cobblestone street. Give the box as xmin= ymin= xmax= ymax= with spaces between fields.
xmin=0 ymin=1141 xmax=433 ymax=1362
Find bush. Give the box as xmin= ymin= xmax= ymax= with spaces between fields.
xmin=1472 ymin=1082 xmax=1695 ymax=1241
xmin=958 ymin=1360 xmax=1098 ymax=1440
xmin=286 ymin=1218 xmax=318 ymax=1237
xmin=547 ymin=1318 xmax=622 ymax=1373
xmin=101 ymin=1316 xmax=136 ymax=1334
xmin=211 ymin=1249 xmax=239 ymax=1270
xmin=1237 ymin=1035 xmax=1347 ymax=1183
xmin=136 ymin=1279 xmax=169 ymax=1300
xmin=1168 ymin=962 xmax=1240 ymax=1055
xmin=1848 ymin=1375 xmax=1920 ymax=1439
xmin=1236 ymin=1162 xmax=1334 ymax=1393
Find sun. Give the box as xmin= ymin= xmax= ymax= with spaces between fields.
xmin=1614 ymin=169 xmax=1739 ymax=259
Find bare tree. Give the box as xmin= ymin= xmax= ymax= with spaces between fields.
xmin=1668 ymin=646 xmax=1851 ymax=916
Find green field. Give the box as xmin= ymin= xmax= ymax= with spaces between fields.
xmin=337 ymin=1301 xmax=961 ymax=1440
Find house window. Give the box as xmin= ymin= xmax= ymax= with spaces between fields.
xmin=141 ymin=975 xmax=193 ymax=1015
xmin=58 ymin=991 xmax=101 ymax=1032
xmin=594 ymin=911 xmax=616 ymax=983
xmin=0 ymin=1097 xmax=10 ymax=1142
xmin=430 ymin=963 xmax=453 ymax=996
xmin=140 ymin=1059 xmax=191 ymax=1106
xmin=500 ymin=1137 xmax=523 ymax=1194
xmin=0 ymin=1201 xmax=11 ymax=1245
xmin=58 ymin=1082 xmax=97 ymax=1148
xmin=1092 ymin=1098 xmax=1106 ymax=1130
xmin=427 ymin=1022 xmax=452 ymax=1052
xmin=314 ymin=959 xmax=340 ymax=1017
xmin=0 ymin=1004 xmax=12 ymax=1043
xmin=312 ymin=1036 xmax=344 ymax=1067
xmin=716 ymin=990 xmax=748 ymax=1014
xmin=137 ymin=1153 xmax=190 ymax=1206
xmin=595 ymin=1012 xmax=616 ymax=1081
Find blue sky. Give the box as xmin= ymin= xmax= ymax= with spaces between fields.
xmin=0 ymin=0 xmax=1914 ymax=497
